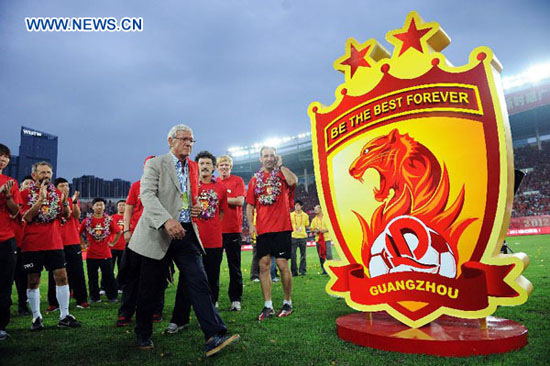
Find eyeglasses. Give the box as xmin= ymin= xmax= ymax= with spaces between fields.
xmin=173 ymin=137 xmax=196 ymax=144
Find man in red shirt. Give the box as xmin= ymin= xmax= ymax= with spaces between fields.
xmin=0 ymin=144 xmax=22 ymax=340
xmin=14 ymin=176 xmax=33 ymax=317
xmin=246 ymin=146 xmax=297 ymax=321
xmin=20 ymin=161 xmax=81 ymax=330
xmin=116 ymin=156 xmax=165 ymax=327
xmin=111 ymin=200 xmax=127 ymax=281
xmin=217 ymin=155 xmax=246 ymax=311
xmin=80 ymin=198 xmax=121 ymax=303
xmin=46 ymin=178 xmax=89 ymax=311
xmin=166 ymin=151 xmax=228 ymax=333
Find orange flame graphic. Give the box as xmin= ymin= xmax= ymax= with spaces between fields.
xmin=348 ymin=129 xmax=477 ymax=271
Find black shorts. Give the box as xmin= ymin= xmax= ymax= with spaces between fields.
xmin=22 ymin=250 xmax=66 ymax=273
xmin=256 ymin=231 xmax=292 ymax=259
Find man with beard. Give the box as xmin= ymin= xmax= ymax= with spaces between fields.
xmin=20 ymin=161 xmax=81 ymax=330
xmin=246 ymin=146 xmax=297 ymax=321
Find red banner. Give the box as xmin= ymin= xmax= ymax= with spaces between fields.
xmin=507 ymin=215 xmax=550 ymax=236
xmin=330 ymin=262 xmax=518 ymax=311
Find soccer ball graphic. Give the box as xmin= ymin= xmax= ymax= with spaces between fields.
xmin=368 ymin=215 xmax=457 ymax=278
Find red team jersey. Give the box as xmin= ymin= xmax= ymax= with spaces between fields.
xmin=246 ymin=170 xmax=293 ymax=236
xmin=79 ymin=215 xmax=120 ymax=259
xmin=220 ymin=175 xmax=245 ymax=234
xmin=110 ymin=213 xmax=127 ymax=250
xmin=196 ymin=180 xmax=228 ymax=248
xmin=0 ymin=174 xmax=21 ymax=242
xmin=19 ymin=185 xmax=64 ymax=252
xmin=60 ymin=200 xmax=81 ymax=245
xmin=126 ymin=181 xmax=143 ymax=232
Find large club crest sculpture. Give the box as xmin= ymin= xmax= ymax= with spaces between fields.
xmin=308 ymin=12 xmax=532 ymax=356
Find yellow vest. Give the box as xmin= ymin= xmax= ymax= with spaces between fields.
xmin=310 ymin=215 xmax=331 ymax=241
xmin=290 ymin=211 xmax=310 ymax=239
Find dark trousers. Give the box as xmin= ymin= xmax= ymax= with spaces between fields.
xmin=117 ymin=247 xmax=165 ymax=319
xmin=48 ymin=244 xmax=88 ymax=306
xmin=14 ymin=247 xmax=28 ymax=310
xmin=111 ymin=249 xmax=124 ymax=290
xmin=171 ymin=270 xmax=190 ymax=326
xmin=87 ymin=258 xmax=117 ymax=301
xmin=203 ymin=248 xmax=223 ymax=304
xmin=0 ymin=238 xmax=16 ymax=330
xmin=222 ymin=233 xmax=243 ymax=302
xmin=291 ymin=238 xmax=307 ymax=275
xmin=135 ymin=223 xmax=226 ymax=340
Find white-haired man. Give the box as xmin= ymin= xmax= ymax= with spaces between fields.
xmin=129 ymin=124 xmax=239 ymax=356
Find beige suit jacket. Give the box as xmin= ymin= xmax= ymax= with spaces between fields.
xmin=128 ymin=153 xmax=204 ymax=260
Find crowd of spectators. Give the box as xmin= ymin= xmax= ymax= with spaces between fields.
xmin=512 ymin=141 xmax=550 ymax=217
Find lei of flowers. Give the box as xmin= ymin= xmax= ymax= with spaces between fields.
xmin=198 ymin=178 xmax=218 ymax=220
xmin=27 ymin=181 xmax=61 ymax=223
xmin=254 ymin=167 xmax=281 ymax=205
xmin=84 ymin=213 xmax=112 ymax=241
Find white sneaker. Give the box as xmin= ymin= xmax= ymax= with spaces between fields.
xmin=0 ymin=330 xmax=9 ymax=341
xmin=229 ymin=301 xmax=241 ymax=311
xmin=165 ymin=322 xmax=188 ymax=334
xmin=99 ymin=290 xmax=106 ymax=296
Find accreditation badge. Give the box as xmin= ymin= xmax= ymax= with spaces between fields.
xmin=308 ymin=11 xmax=532 ymax=328
xmin=181 ymin=192 xmax=189 ymax=210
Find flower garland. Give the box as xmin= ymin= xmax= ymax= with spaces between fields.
xmin=254 ymin=167 xmax=281 ymax=205
xmin=84 ymin=213 xmax=112 ymax=241
xmin=27 ymin=181 xmax=61 ymax=223
xmin=198 ymin=178 xmax=218 ymax=220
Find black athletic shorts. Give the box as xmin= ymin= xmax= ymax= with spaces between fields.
xmin=256 ymin=231 xmax=292 ymax=259
xmin=22 ymin=250 xmax=66 ymax=273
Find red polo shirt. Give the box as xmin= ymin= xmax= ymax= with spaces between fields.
xmin=196 ymin=180 xmax=227 ymax=248
xmin=60 ymin=200 xmax=81 ymax=245
xmin=220 ymin=174 xmax=245 ymax=234
xmin=110 ymin=213 xmax=126 ymax=250
xmin=0 ymin=174 xmax=21 ymax=242
xmin=19 ymin=186 xmax=64 ymax=252
xmin=79 ymin=215 xmax=120 ymax=259
xmin=246 ymin=170 xmax=292 ymax=236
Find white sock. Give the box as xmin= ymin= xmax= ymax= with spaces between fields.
xmin=283 ymin=299 xmax=292 ymax=306
xmin=27 ymin=288 xmax=42 ymax=321
xmin=56 ymin=285 xmax=70 ymax=319
xmin=264 ymin=300 xmax=273 ymax=309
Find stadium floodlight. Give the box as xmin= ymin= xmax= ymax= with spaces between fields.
xmin=502 ymin=61 xmax=550 ymax=91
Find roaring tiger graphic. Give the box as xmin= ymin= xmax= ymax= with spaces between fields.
xmin=348 ymin=129 xmax=476 ymax=277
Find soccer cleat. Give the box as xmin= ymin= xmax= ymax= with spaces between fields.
xmin=165 ymin=322 xmax=189 ymax=334
xmin=257 ymin=307 xmax=275 ymax=321
xmin=76 ymin=302 xmax=90 ymax=309
xmin=99 ymin=290 xmax=106 ymax=296
xmin=116 ymin=316 xmax=131 ymax=327
xmin=152 ymin=313 xmax=163 ymax=323
xmin=205 ymin=334 xmax=240 ymax=357
xmin=272 ymin=277 xmax=280 ymax=282
xmin=277 ymin=304 xmax=293 ymax=318
xmin=251 ymin=277 xmax=260 ymax=282
xmin=46 ymin=305 xmax=59 ymax=312
xmin=229 ymin=301 xmax=241 ymax=311
xmin=58 ymin=314 xmax=81 ymax=328
xmin=30 ymin=317 xmax=44 ymax=331
xmin=136 ymin=336 xmax=154 ymax=350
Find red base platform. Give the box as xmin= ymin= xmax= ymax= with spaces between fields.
xmin=336 ymin=312 xmax=527 ymax=356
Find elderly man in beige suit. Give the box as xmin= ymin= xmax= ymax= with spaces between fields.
xmin=129 ymin=124 xmax=239 ymax=357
